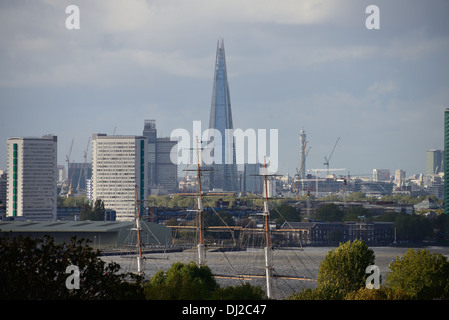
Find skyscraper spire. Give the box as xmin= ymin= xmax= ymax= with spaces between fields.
xmin=208 ymin=38 xmax=238 ymax=191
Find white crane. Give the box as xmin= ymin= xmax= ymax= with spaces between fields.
xmin=323 ymin=137 xmax=340 ymax=175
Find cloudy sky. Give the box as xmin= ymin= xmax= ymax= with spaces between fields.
xmin=0 ymin=0 xmax=448 ymax=178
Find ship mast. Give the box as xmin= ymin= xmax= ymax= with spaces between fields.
xmin=134 ymin=185 xmax=144 ymax=274
xmin=262 ymin=156 xmax=273 ymax=299
xmin=195 ymin=135 xmax=206 ymax=266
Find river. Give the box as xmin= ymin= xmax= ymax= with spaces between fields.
xmin=101 ymin=245 xmax=449 ymax=300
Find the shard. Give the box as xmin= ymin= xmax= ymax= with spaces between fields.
xmin=208 ymin=38 xmax=238 ymax=191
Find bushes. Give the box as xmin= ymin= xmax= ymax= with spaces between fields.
xmin=1 ymin=235 xmax=265 ymax=300
xmin=288 ymin=240 xmax=449 ymax=300
xmin=144 ymin=261 xmax=265 ymax=300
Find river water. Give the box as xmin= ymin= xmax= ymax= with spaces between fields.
xmin=101 ymin=245 xmax=449 ymax=300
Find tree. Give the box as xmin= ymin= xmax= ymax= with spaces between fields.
xmin=144 ymin=261 xmax=219 ymax=300
xmin=0 ymin=235 xmax=144 ymax=299
xmin=385 ymin=249 xmax=449 ymax=299
xmin=143 ymin=261 xmax=265 ymax=300
xmin=271 ymin=204 xmax=301 ymax=224
xmin=212 ymin=283 xmax=265 ymax=300
xmin=394 ymin=214 xmax=433 ymax=242
xmin=342 ymin=206 xmax=372 ymax=222
xmin=80 ymin=199 xmax=106 ymax=221
xmin=289 ymin=240 xmax=375 ymax=300
xmin=433 ymin=213 xmax=449 ymax=241
xmin=314 ymin=203 xmax=344 ymax=222
xmin=344 ymin=286 xmax=412 ymax=300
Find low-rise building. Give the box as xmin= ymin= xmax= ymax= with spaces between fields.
xmin=276 ymin=221 xmax=394 ymax=246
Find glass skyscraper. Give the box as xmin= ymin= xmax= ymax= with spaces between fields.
xmin=208 ymin=38 xmax=238 ymax=191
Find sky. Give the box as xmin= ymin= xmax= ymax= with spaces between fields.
xmin=0 ymin=0 xmax=448 ymax=179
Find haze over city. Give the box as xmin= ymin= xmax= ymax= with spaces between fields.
xmin=1 ymin=0 xmax=448 ymax=177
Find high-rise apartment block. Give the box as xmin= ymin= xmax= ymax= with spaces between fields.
xmin=243 ymin=163 xmax=262 ymax=194
xmin=143 ymin=120 xmax=157 ymax=189
xmin=6 ymin=135 xmax=58 ymax=220
xmin=373 ymin=169 xmax=390 ymax=182
xmin=426 ymin=149 xmax=443 ymax=175
xmin=208 ymin=38 xmax=238 ymax=191
xmin=92 ymin=134 xmax=147 ymax=221
xmin=142 ymin=120 xmax=178 ymax=195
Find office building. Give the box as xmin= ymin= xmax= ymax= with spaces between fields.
xmin=373 ymin=169 xmax=390 ymax=182
xmin=207 ymin=38 xmax=238 ymax=191
xmin=0 ymin=170 xmax=7 ymax=210
xmin=6 ymin=135 xmax=58 ymax=220
xmin=92 ymin=134 xmax=147 ymax=221
xmin=243 ymin=163 xmax=262 ymax=194
xmin=143 ymin=120 xmax=157 ymax=188
xmin=394 ymin=169 xmax=406 ymax=189
xmin=155 ymin=137 xmax=178 ymax=193
xmin=426 ymin=149 xmax=443 ymax=175
xmin=142 ymin=120 xmax=178 ymax=194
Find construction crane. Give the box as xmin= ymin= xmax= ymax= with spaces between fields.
xmin=76 ymin=136 xmax=91 ymax=195
xmin=323 ymin=137 xmax=340 ymax=175
xmin=66 ymin=139 xmax=74 ymax=197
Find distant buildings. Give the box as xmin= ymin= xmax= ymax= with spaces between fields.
xmin=91 ymin=134 xmax=148 ymax=221
xmin=277 ymin=221 xmax=394 ymax=246
xmin=373 ymin=169 xmax=390 ymax=182
xmin=207 ymin=38 xmax=238 ymax=191
xmin=243 ymin=163 xmax=263 ymax=194
xmin=426 ymin=149 xmax=443 ymax=175
xmin=6 ymin=135 xmax=58 ymax=220
xmin=142 ymin=120 xmax=178 ymax=195
xmin=67 ymin=162 xmax=92 ymax=196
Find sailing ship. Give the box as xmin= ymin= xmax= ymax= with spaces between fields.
xmin=122 ymin=136 xmax=319 ymax=299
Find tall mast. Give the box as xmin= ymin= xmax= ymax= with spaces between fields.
xmin=263 ymin=156 xmax=273 ymax=299
xmin=196 ymin=136 xmax=206 ymax=266
xmin=134 ymin=185 xmax=144 ymax=274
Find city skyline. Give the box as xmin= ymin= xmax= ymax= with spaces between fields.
xmin=0 ymin=1 xmax=448 ymax=178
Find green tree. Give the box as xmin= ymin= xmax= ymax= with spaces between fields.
xmin=433 ymin=213 xmax=449 ymax=241
xmin=289 ymin=240 xmax=375 ymax=300
xmin=212 ymin=283 xmax=265 ymax=300
xmin=314 ymin=203 xmax=344 ymax=222
xmin=385 ymin=249 xmax=449 ymax=299
xmin=205 ymin=210 xmax=235 ymax=227
xmin=144 ymin=261 xmax=219 ymax=300
xmin=342 ymin=206 xmax=372 ymax=222
xmin=81 ymin=199 xmax=106 ymax=221
xmin=395 ymin=214 xmax=433 ymax=242
xmin=143 ymin=261 xmax=265 ymax=300
xmin=344 ymin=286 xmax=412 ymax=300
xmin=79 ymin=202 xmax=92 ymax=221
xmin=0 ymin=235 xmax=144 ymax=299
xmin=271 ymin=204 xmax=301 ymax=224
